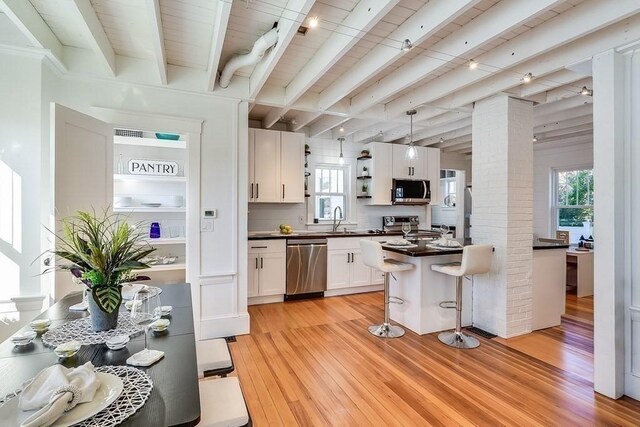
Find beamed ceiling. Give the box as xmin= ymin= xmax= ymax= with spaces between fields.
xmin=2 ymin=0 xmax=640 ymax=154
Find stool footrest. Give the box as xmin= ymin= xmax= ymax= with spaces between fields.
xmin=389 ymin=296 xmax=404 ymax=305
xmin=439 ymin=301 xmax=457 ymax=309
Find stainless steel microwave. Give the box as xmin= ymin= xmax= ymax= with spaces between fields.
xmin=392 ymin=179 xmax=431 ymax=205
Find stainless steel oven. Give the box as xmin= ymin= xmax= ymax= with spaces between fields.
xmin=391 ymin=179 xmax=431 ymax=205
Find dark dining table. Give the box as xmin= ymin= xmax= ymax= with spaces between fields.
xmin=0 ymin=283 xmax=200 ymax=426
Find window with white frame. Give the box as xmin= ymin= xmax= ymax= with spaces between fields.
xmin=440 ymin=169 xmax=457 ymax=206
xmin=314 ymin=166 xmax=347 ymax=221
xmin=553 ymin=168 xmax=593 ymax=243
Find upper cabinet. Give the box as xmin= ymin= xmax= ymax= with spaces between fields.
xmin=392 ymin=144 xmax=425 ymax=179
xmin=249 ymin=129 xmax=304 ymax=203
xmin=362 ymin=142 xmax=440 ymax=205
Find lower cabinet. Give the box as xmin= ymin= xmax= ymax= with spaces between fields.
xmin=248 ymin=241 xmax=286 ymax=297
xmin=327 ymin=237 xmax=379 ymax=290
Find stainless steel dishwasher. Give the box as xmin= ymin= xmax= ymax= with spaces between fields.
xmin=286 ymin=238 xmax=327 ymax=300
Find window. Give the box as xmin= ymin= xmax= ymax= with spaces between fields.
xmin=314 ymin=166 xmax=347 ymax=220
xmin=554 ymin=168 xmax=593 ymax=243
xmin=440 ymin=169 xmax=457 ymax=207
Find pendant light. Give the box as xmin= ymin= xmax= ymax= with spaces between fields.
xmin=405 ymin=110 xmax=417 ymax=161
xmin=338 ymin=137 xmax=345 ymax=165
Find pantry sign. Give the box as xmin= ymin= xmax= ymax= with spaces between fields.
xmin=128 ymin=159 xmax=178 ymax=176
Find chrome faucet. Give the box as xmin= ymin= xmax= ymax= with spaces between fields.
xmin=332 ymin=206 xmax=343 ymax=232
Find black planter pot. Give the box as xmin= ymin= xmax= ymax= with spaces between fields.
xmin=87 ymin=292 xmax=119 ymax=331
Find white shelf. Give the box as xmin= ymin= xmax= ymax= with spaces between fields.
xmin=114 ymin=174 xmax=186 ymax=183
xmin=113 ymin=207 xmax=186 ymax=213
xmin=143 ymin=238 xmax=186 ymax=245
xmin=114 ymin=135 xmax=186 ymax=149
xmin=142 ymin=262 xmax=186 ymax=272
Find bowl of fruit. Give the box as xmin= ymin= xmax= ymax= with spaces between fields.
xmin=279 ymin=224 xmax=293 ymax=235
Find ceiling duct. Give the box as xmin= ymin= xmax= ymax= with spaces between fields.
xmin=219 ymin=26 xmax=279 ymax=89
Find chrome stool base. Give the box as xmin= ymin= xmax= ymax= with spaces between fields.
xmin=368 ymin=323 xmax=405 ymax=338
xmin=438 ymin=331 xmax=479 ymax=349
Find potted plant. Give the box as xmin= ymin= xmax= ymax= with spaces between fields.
xmin=362 ymin=166 xmax=369 ymax=177
xmin=360 ymin=149 xmax=370 ymax=157
xmin=44 ymin=209 xmax=155 ymax=331
xmin=362 ymin=183 xmax=368 ymax=195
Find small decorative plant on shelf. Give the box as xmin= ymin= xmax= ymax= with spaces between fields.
xmin=362 ymin=166 xmax=369 ymax=177
xmin=362 ymin=183 xmax=369 ymax=195
xmin=43 ymin=209 xmax=155 ymax=331
xmin=360 ymin=149 xmax=370 ymax=157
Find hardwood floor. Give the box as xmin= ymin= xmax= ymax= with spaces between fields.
xmin=225 ymin=292 xmax=640 ymax=426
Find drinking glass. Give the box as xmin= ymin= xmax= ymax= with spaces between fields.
xmin=401 ymin=222 xmax=411 ymax=239
xmin=439 ymin=224 xmax=450 ymax=239
xmin=130 ymin=291 xmax=161 ymax=353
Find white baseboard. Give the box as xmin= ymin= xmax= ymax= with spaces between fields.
xmin=325 ymin=284 xmax=383 ymax=297
xmin=248 ymin=295 xmax=284 ymax=306
xmin=199 ymin=313 xmax=249 ymax=339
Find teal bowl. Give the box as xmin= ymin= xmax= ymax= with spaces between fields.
xmin=155 ymin=133 xmax=180 ymax=140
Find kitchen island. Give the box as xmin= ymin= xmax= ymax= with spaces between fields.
xmin=383 ymin=240 xmax=569 ymax=336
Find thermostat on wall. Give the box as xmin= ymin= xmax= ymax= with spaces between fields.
xmin=203 ymin=209 xmax=217 ymax=218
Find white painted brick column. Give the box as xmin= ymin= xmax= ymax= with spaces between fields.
xmin=471 ymin=95 xmax=534 ymax=338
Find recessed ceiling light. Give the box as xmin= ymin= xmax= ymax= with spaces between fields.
xmin=401 ymin=39 xmax=413 ymax=52
xmin=339 ymin=126 xmax=344 ymax=132
xmin=580 ymin=86 xmax=593 ymax=96
xmin=522 ymin=72 xmax=534 ymax=83
xmin=308 ymin=16 xmax=319 ymax=28
xmin=532 ymin=136 xmax=538 ymax=142
xmin=469 ymin=59 xmax=478 ymax=69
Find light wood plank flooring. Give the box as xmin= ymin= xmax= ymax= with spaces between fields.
xmin=223 ymin=292 xmax=640 ymax=426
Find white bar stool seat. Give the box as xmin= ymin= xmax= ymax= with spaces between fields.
xmin=196 ymin=338 xmax=234 ymax=379
xmin=431 ymin=244 xmax=493 ymax=349
xmin=360 ymin=239 xmax=414 ymax=338
xmin=199 ymin=377 xmax=250 ymax=427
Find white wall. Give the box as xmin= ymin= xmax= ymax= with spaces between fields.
xmin=247 ymin=134 xmax=429 ymax=232
xmin=0 ymin=52 xmax=45 ymax=301
xmin=533 ymin=141 xmax=593 ymax=238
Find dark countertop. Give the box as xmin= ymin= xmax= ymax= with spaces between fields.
xmin=532 ymin=240 xmax=571 ymax=250
xmin=248 ymin=230 xmax=404 ymax=240
xmin=384 ymin=239 xmax=570 ymax=257
xmin=0 ymin=283 xmax=200 ymax=427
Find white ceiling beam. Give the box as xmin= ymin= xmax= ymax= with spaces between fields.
xmin=534 ymin=95 xmax=592 ymax=116
xmin=407 ymin=117 xmax=472 ymax=143
xmin=517 ymin=69 xmax=585 ymax=98
xmin=309 ymin=116 xmax=350 ymax=138
xmin=70 ymin=0 xmax=116 ymax=76
xmin=352 ymin=121 xmax=405 ymax=143
xmin=536 ymin=123 xmax=593 ymax=139
xmin=448 ymin=143 xmax=473 ymax=153
xmin=350 ymin=0 xmax=564 ymax=115
xmin=535 ymin=103 xmax=592 ymax=127
xmin=248 ymin=0 xmax=316 ymax=99
xmin=290 ymin=111 xmax=321 ymax=132
xmin=145 ymin=0 xmax=167 ymax=84
xmin=534 ymin=134 xmax=592 ymax=150
xmin=332 ymin=118 xmax=377 ymax=139
xmin=285 ymin=0 xmax=398 ymax=108
xmin=416 ymin=125 xmax=473 ymax=146
xmin=535 ymin=114 xmax=592 ymax=134
xmin=206 ymin=0 xmax=231 ymax=91
xmin=0 ymin=0 xmax=65 ymax=70
xmin=317 ymin=0 xmax=478 ymax=111
xmin=262 ymin=107 xmax=284 ymax=129
xmin=398 ymin=13 xmax=640 ymax=128
xmin=544 ymin=77 xmax=592 ymax=103
xmin=435 ymin=135 xmax=472 ymax=149
xmin=385 ymin=0 xmax=640 ymax=118
xmin=536 ymin=130 xmax=592 ymax=144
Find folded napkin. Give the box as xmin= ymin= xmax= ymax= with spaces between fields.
xmin=121 ymin=284 xmax=149 ymax=300
xmin=387 ymin=238 xmax=409 ymax=245
xmin=435 ymin=238 xmax=462 ymax=248
xmin=19 ymin=362 xmax=100 ymax=427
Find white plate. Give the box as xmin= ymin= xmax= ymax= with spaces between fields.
xmin=0 ymin=372 xmax=123 ymax=427
xmin=385 ymin=241 xmax=411 ymax=247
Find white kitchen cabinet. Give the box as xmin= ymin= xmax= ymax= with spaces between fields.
xmin=327 ymin=238 xmax=374 ymax=289
xmin=280 ymin=132 xmax=305 ymax=203
xmin=252 ymin=129 xmax=281 ymax=203
xmin=392 ymin=144 xmax=424 ymax=179
xmin=363 ymin=142 xmax=393 ymax=205
xmin=424 ymin=147 xmax=441 ymax=205
xmin=248 ymin=241 xmax=286 ymax=296
xmin=249 ymin=129 xmax=304 ymax=203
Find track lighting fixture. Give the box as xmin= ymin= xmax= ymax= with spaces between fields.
xmin=405 ymin=110 xmax=417 ymax=161
xmin=522 ymin=72 xmax=534 ymax=83
xmin=308 ymin=17 xmax=319 ymax=28
xmin=469 ymin=59 xmax=478 ymax=69
xmin=439 ymin=137 xmax=444 ymax=144
xmin=401 ymin=39 xmax=413 ymax=52
xmin=580 ymin=86 xmax=593 ymax=96
xmin=532 ymin=136 xmax=538 ymax=142
xmin=337 ymin=137 xmax=345 ymax=165
xmin=339 ymin=126 xmax=344 ymax=132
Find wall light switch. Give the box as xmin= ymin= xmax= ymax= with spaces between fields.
xmin=201 ymin=218 xmax=214 ymax=231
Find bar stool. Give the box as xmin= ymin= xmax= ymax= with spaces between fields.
xmin=199 ymin=377 xmax=251 ymax=427
xmin=431 ymin=244 xmax=493 ymax=349
xmin=360 ymin=239 xmax=414 ymax=338
xmin=196 ymin=338 xmax=234 ymax=379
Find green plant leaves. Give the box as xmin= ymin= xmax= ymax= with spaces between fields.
xmin=92 ymin=286 xmax=122 ymax=314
